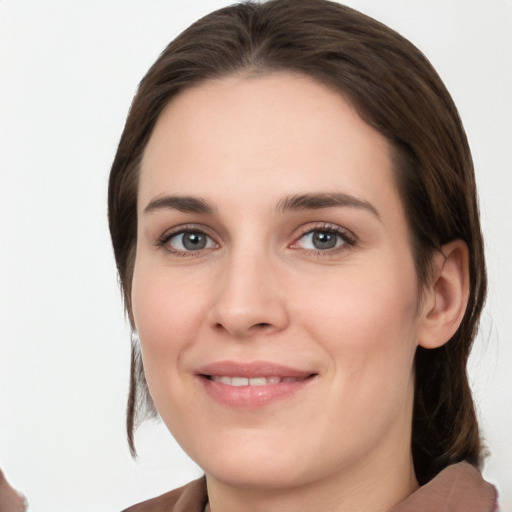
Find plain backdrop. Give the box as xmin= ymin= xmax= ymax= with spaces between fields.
xmin=1 ymin=1 xmax=511 ymax=510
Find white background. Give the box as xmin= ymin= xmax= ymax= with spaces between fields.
xmin=0 ymin=1 xmax=510 ymax=510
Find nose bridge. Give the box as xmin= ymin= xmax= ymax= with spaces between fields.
xmin=209 ymin=240 xmax=288 ymax=337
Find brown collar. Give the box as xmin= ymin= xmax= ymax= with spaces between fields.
xmin=122 ymin=463 xmax=498 ymax=512
xmin=389 ymin=462 xmax=498 ymax=512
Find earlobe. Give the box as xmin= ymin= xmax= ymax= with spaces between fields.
xmin=418 ymin=240 xmax=470 ymax=349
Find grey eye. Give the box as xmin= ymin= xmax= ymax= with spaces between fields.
xmin=182 ymin=232 xmax=206 ymax=250
xmin=299 ymin=230 xmax=344 ymax=250
xmin=312 ymin=231 xmax=338 ymax=250
xmin=168 ymin=231 xmax=215 ymax=251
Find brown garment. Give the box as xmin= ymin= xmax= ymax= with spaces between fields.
xmin=389 ymin=462 xmax=498 ymax=512
xmin=0 ymin=470 xmax=27 ymax=512
xmin=122 ymin=477 xmax=207 ymax=512
xmin=122 ymin=462 xmax=498 ymax=512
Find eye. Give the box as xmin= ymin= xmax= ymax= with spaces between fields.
xmin=299 ymin=230 xmax=344 ymax=250
xmin=292 ymin=225 xmax=356 ymax=253
xmin=161 ymin=229 xmax=217 ymax=254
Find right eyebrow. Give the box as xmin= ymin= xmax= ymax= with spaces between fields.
xmin=143 ymin=195 xmax=215 ymax=215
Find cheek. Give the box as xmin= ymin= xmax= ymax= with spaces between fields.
xmin=130 ymin=267 xmax=213 ymax=429
xmin=296 ymin=258 xmax=420 ymax=388
xmin=130 ymin=267 xmax=206 ymax=398
xmin=132 ymin=265 xmax=205 ymax=343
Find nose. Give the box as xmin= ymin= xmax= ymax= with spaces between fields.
xmin=208 ymin=248 xmax=289 ymax=339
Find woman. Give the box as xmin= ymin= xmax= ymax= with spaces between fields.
xmin=108 ymin=1 xmax=499 ymax=510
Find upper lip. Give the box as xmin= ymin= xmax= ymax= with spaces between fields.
xmin=196 ymin=360 xmax=316 ymax=379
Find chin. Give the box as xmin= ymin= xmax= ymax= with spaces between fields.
xmin=181 ymin=431 xmax=312 ymax=489
xmin=204 ymin=458 xmax=309 ymax=490
xmin=188 ymin=432 xmax=352 ymax=492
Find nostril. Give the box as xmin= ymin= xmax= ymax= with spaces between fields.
xmin=213 ymin=320 xmax=275 ymax=338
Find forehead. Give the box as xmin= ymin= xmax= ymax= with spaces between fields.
xmin=138 ymin=71 xmax=397 ymax=214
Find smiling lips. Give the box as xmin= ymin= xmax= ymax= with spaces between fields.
xmin=197 ymin=361 xmax=316 ymax=408
xmin=210 ymin=375 xmax=307 ymax=386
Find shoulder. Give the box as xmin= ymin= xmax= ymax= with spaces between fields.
xmin=390 ymin=462 xmax=498 ymax=512
xmin=121 ymin=477 xmax=207 ymax=512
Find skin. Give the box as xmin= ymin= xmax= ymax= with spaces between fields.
xmin=132 ymin=72 xmax=466 ymax=512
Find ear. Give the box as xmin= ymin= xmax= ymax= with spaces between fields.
xmin=418 ymin=240 xmax=470 ymax=349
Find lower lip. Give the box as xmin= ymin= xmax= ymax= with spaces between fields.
xmin=199 ymin=376 xmax=315 ymax=408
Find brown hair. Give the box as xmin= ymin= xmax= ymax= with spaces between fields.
xmin=108 ymin=0 xmax=486 ymax=484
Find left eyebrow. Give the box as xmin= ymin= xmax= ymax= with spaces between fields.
xmin=275 ymin=192 xmax=381 ymax=219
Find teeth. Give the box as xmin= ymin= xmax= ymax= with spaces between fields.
xmin=249 ymin=377 xmax=267 ymax=386
xmin=231 ymin=377 xmax=249 ymax=387
xmin=210 ymin=376 xmax=303 ymax=386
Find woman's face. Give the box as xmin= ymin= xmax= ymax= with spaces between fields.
xmin=132 ymin=72 xmax=424 ymax=490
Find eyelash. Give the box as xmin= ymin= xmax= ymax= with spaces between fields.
xmin=290 ymin=223 xmax=357 ymax=256
xmin=156 ymin=224 xmax=218 ymax=256
xmin=155 ymin=222 xmax=357 ymax=257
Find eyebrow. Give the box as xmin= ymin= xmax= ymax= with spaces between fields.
xmin=276 ymin=192 xmax=380 ymax=219
xmin=143 ymin=195 xmax=215 ymax=215
xmin=143 ymin=192 xmax=380 ymax=219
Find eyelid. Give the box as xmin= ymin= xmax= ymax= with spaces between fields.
xmin=156 ymin=223 xmax=219 ymax=254
xmin=154 ymin=221 xmax=356 ymax=256
xmin=289 ymin=222 xmax=357 ymax=252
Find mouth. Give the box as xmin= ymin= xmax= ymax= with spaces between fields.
xmin=205 ymin=375 xmax=311 ymax=386
xmin=196 ymin=361 xmax=317 ymax=408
